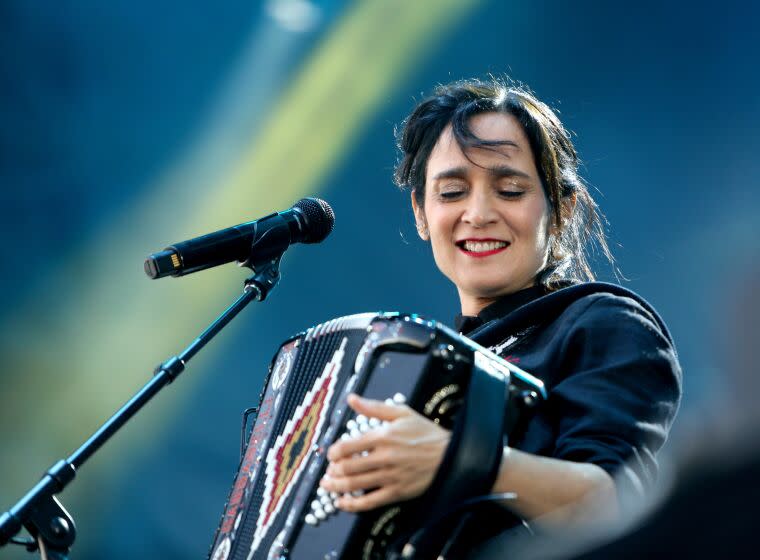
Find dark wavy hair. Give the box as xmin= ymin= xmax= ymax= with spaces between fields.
xmin=394 ymin=77 xmax=614 ymax=289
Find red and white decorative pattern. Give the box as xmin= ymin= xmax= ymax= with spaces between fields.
xmin=248 ymin=337 xmax=347 ymax=556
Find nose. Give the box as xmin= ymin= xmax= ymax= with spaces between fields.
xmin=461 ymin=190 xmax=498 ymax=228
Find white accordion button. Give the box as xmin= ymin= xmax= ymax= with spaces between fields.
xmin=324 ymin=503 xmax=335 ymax=514
xmin=314 ymin=509 xmax=327 ymax=521
xmin=317 ymin=487 xmax=327 ymax=497
xmin=320 ymin=494 xmax=331 ymax=505
xmin=305 ymin=514 xmax=318 ymax=526
xmin=357 ymin=416 xmax=370 ymax=431
xmin=384 ymin=398 xmax=394 ymax=406
xmin=393 ymin=393 xmax=406 ymax=404
xmin=346 ymin=419 xmax=358 ymax=431
xmin=311 ymin=500 xmax=322 ymax=511
xmin=340 ymin=433 xmax=351 ymax=441
xmin=369 ymin=417 xmax=381 ymax=428
xmin=349 ymin=428 xmax=361 ymax=439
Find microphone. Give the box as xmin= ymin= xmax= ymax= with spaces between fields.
xmin=144 ymin=197 xmax=334 ymax=279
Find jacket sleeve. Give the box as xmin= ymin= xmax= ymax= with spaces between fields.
xmin=548 ymin=294 xmax=682 ymax=501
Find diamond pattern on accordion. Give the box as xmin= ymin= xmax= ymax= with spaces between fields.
xmin=304 ymin=392 xmax=407 ymax=526
xmin=250 ymin=337 xmax=346 ymax=552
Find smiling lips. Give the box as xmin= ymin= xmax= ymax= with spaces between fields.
xmin=457 ymin=238 xmax=510 ymax=258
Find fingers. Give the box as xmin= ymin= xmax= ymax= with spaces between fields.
xmin=320 ymin=469 xmax=395 ymax=495
xmin=328 ymin=429 xmax=383 ymax=461
xmin=327 ymin=398 xmax=447 ymax=461
xmin=346 ymin=393 xmax=411 ymax=422
xmin=335 ymin=486 xmax=399 ymax=512
xmin=320 ymin=394 xmax=450 ymax=513
xmin=326 ymin=451 xmax=389 ymax=476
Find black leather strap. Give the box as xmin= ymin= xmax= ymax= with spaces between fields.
xmin=408 ymin=355 xmax=509 ymax=557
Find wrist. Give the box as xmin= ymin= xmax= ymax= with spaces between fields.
xmin=491 ymin=446 xmax=513 ymax=495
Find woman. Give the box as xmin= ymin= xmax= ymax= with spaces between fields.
xmin=319 ymin=78 xmax=681 ymax=550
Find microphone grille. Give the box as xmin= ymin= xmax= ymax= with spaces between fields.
xmin=293 ymin=197 xmax=335 ymax=243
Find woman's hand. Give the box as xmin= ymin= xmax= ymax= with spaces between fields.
xmin=320 ymin=393 xmax=450 ymax=512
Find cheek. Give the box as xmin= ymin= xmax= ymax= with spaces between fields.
xmin=424 ymin=205 xmax=454 ymax=243
xmin=518 ymin=198 xmax=551 ymax=250
xmin=425 ymin=208 xmax=458 ymax=269
xmin=535 ymin=212 xmax=551 ymax=246
xmin=428 ymin=225 xmax=453 ymax=260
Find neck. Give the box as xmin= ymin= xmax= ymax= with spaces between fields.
xmin=459 ymin=295 xmax=499 ymax=317
xmin=458 ymin=282 xmax=538 ymax=316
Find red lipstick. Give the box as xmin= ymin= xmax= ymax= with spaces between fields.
xmin=457 ymin=238 xmax=509 ymax=258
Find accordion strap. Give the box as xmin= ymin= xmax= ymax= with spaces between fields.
xmin=408 ymin=360 xmax=509 ymax=556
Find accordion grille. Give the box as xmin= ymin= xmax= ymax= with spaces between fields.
xmin=228 ymin=324 xmax=368 ymax=560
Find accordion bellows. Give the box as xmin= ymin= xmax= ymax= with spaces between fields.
xmin=209 ymin=313 xmax=544 ymax=560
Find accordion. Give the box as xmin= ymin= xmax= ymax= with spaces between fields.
xmin=209 ymin=312 xmax=545 ymax=560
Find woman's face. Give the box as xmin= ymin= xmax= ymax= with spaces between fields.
xmin=412 ymin=112 xmax=551 ymax=315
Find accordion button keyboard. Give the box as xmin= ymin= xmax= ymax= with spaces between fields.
xmin=301 ymin=393 xmax=415 ymax=528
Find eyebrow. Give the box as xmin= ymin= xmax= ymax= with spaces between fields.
xmin=432 ymin=164 xmax=532 ymax=182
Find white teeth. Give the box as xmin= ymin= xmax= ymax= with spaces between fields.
xmin=462 ymin=240 xmax=507 ymax=252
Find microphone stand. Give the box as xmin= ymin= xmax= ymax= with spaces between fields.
xmin=0 ymin=257 xmax=282 ymax=559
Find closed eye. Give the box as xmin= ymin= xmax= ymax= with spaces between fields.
xmin=438 ymin=190 xmax=466 ymax=201
xmin=499 ymin=190 xmax=524 ymax=199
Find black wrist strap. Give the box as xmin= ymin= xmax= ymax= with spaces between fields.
xmin=406 ymin=359 xmax=509 ymax=558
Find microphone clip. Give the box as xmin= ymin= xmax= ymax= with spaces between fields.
xmin=243 ymin=257 xmax=282 ymax=302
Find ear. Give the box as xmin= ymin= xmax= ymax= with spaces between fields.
xmin=411 ymin=190 xmax=429 ymax=241
xmin=561 ymin=192 xmax=577 ymax=223
xmin=551 ymin=193 xmax=577 ymax=235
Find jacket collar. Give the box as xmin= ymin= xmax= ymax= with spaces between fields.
xmin=454 ymin=285 xmax=547 ymax=334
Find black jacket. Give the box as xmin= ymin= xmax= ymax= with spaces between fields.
xmin=458 ymin=282 xmax=682 ymax=504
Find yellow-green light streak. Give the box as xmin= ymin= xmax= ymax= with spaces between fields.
xmin=0 ymin=0 xmax=482 ymax=524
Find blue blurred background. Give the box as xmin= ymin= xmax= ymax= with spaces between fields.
xmin=1 ymin=0 xmax=758 ymax=558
